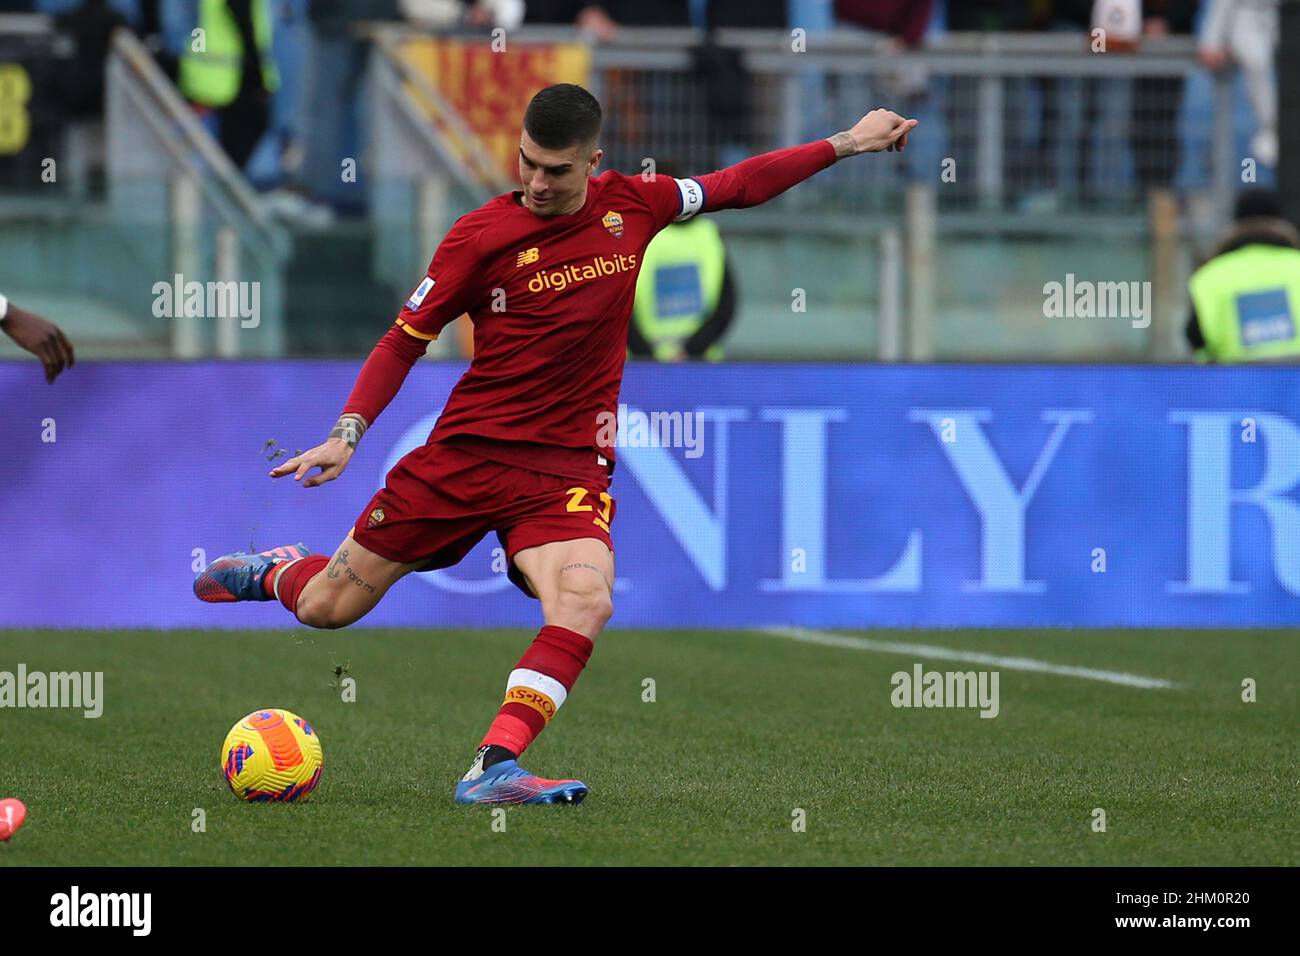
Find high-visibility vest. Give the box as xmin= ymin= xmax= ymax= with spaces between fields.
xmin=179 ymin=0 xmax=280 ymax=108
xmin=632 ymin=218 xmax=726 ymax=361
xmin=1189 ymin=244 xmax=1300 ymax=362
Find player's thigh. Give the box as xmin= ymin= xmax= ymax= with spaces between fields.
xmin=512 ymin=537 xmax=615 ymax=637
xmin=298 ymin=533 xmax=422 ymax=622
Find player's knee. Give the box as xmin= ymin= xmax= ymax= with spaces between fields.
xmin=553 ymin=579 xmax=613 ymax=635
xmin=294 ymin=591 xmax=356 ymax=630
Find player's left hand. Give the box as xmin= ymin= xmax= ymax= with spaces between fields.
xmin=844 ymin=109 xmax=918 ymax=155
xmin=2 ymin=305 xmax=75 ymax=383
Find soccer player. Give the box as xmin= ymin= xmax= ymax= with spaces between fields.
xmin=195 ymin=84 xmax=916 ymax=805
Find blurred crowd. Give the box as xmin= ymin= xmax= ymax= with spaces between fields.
xmin=0 ymin=0 xmax=1282 ymax=217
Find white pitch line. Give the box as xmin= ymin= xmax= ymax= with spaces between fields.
xmin=760 ymin=626 xmax=1178 ymax=690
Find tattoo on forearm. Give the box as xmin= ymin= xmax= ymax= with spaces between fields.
xmin=827 ymin=131 xmax=855 ymax=160
xmin=560 ymin=562 xmax=613 ymax=593
xmin=327 ymin=548 xmax=348 ymax=579
xmin=329 ymin=414 xmax=367 ymax=449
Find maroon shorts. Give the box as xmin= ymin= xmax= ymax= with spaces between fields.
xmin=351 ymin=439 xmax=615 ymax=597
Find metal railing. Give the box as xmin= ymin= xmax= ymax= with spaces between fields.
xmin=106 ymin=28 xmax=290 ymax=357
xmin=578 ymin=28 xmax=1236 ymax=361
xmin=365 ymin=26 xmax=511 ymax=355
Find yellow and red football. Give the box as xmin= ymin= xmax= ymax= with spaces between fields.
xmin=221 ymin=709 xmax=323 ymax=802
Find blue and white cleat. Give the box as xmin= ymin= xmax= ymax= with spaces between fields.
xmin=454 ymin=760 xmax=588 ymax=806
xmin=193 ymin=543 xmax=312 ymax=603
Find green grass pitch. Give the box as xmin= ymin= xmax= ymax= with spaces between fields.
xmin=0 ymin=627 xmax=1295 ymax=866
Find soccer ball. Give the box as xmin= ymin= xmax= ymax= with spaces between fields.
xmin=221 ymin=709 xmax=323 ymax=802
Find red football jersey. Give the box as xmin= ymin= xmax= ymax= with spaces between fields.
xmin=342 ymin=140 xmax=837 ymax=480
xmin=397 ymin=170 xmax=700 ymax=477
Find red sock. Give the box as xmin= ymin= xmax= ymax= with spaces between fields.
xmin=264 ymin=555 xmax=330 ymax=616
xmin=480 ymin=625 xmax=594 ymax=757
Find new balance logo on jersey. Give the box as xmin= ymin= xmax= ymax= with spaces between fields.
xmin=516 ymin=247 xmax=540 ymax=267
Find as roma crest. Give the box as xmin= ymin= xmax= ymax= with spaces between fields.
xmin=368 ymin=508 xmax=385 ymax=528
xmin=602 ymin=210 xmax=624 ymax=239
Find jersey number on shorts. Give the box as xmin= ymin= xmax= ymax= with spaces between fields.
xmin=565 ymin=487 xmax=613 ymax=533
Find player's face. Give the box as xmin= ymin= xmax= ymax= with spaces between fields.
xmin=518 ymin=131 xmax=602 ymax=217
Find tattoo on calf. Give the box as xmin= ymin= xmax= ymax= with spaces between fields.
xmin=326 ymin=548 xmax=348 ymax=579
xmin=344 ymin=566 xmax=376 ymax=594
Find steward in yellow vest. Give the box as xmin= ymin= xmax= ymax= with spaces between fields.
xmin=1187 ymin=190 xmax=1300 ymax=363
xmin=628 ymin=216 xmax=735 ymax=361
xmin=179 ymin=0 xmax=279 ymax=168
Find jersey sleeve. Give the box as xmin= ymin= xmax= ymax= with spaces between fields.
xmin=639 ymin=172 xmax=708 ymax=231
xmin=637 ymin=141 xmax=838 ymax=230
xmin=691 ymin=141 xmax=837 ymax=213
xmin=394 ymin=217 xmax=485 ymax=341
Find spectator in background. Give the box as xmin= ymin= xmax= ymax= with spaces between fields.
xmin=1034 ymin=1 xmax=1099 ymax=205
xmin=834 ymin=0 xmax=934 ymax=49
xmin=694 ymin=0 xmax=786 ymax=170
xmin=1131 ymin=1 xmax=1197 ymax=192
xmin=833 ymin=0 xmax=936 ymax=100
xmin=137 ymin=0 xmax=180 ymax=80
xmin=628 ymin=166 xmax=736 ymax=362
xmin=48 ymin=0 xmax=127 ymax=119
xmin=524 ymin=1 xmax=690 ymax=36
xmin=1013 ymin=0 xmax=1166 ymax=208
xmin=243 ymin=0 xmax=308 ymax=193
xmin=826 ymin=0 xmax=936 ymax=190
xmin=39 ymin=0 xmax=136 ymax=197
xmin=945 ymin=0 xmax=1042 ymax=30
xmin=179 ymin=0 xmax=279 ymax=170
xmin=296 ymin=1 xmax=521 ymax=215
xmin=1186 ymin=190 xmax=1300 ymax=362
xmin=297 ymin=1 xmax=386 ymax=212
xmin=707 ymin=0 xmax=784 ymax=29
xmin=1198 ymin=0 xmax=1279 ymax=168
xmin=405 ymin=0 xmax=523 ymax=30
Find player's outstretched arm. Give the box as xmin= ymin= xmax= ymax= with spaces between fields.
xmin=827 ymin=108 xmax=918 ymax=158
xmin=271 ymin=324 xmax=429 ymax=487
xmin=678 ymin=109 xmax=917 ymax=216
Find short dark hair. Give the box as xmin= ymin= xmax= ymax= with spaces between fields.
xmin=523 ymin=84 xmax=602 ymax=151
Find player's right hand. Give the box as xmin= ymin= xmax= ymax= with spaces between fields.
xmin=270 ymin=437 xmax=353 ymax=488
